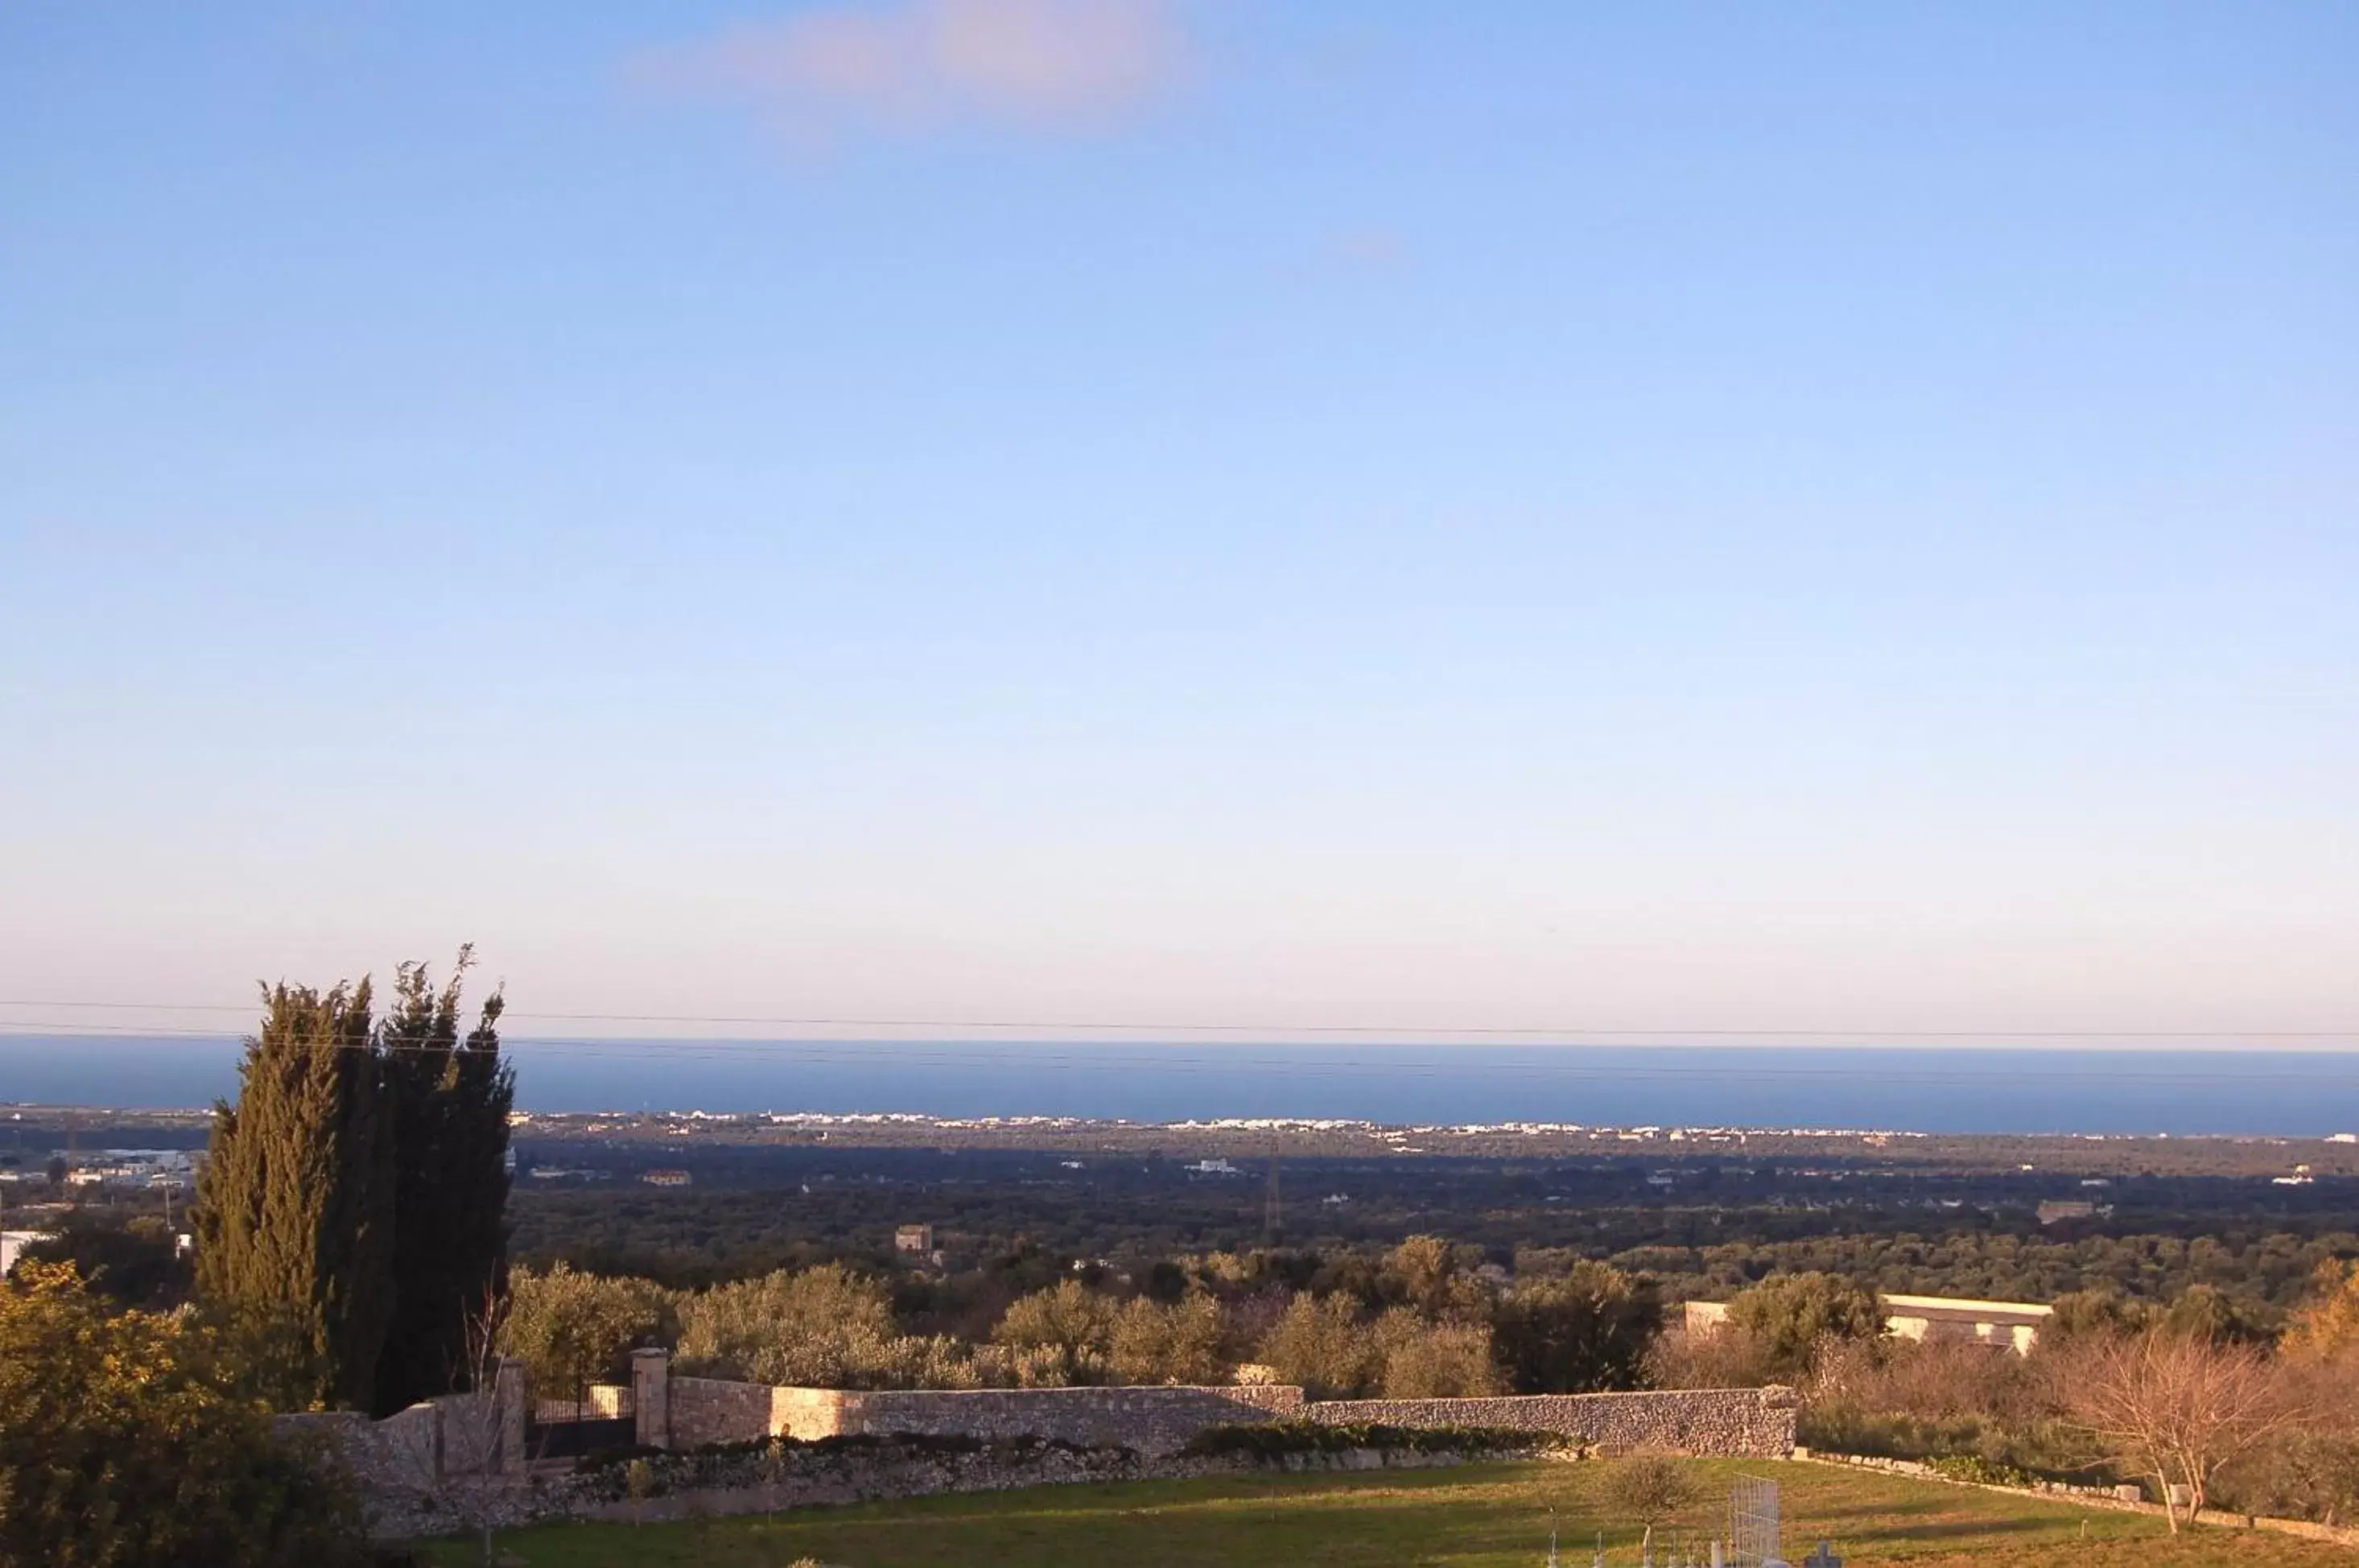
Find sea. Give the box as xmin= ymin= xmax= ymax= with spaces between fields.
xmin=1 ymin=1037 xmax=2355 ymax=1137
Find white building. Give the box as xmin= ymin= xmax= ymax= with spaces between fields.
xmin=1 ymin=1231 xmax=48 ymax=1276
xmin=1684 ymin=1291 xmax=2054 ymax=1355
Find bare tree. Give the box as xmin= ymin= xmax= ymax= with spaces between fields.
xmin=2063 ymin=1327 xmax=2305 ymax=1531
xmin=382 ymin=1286 xmax=517 ymax=1566
xmin=443 ymin=1287 xmax=522 ymax=1568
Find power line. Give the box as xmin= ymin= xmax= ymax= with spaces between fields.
xmin=0 ymin=1000 xmax=2351 ymax=1041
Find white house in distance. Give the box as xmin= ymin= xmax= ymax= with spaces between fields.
xmin=1685 ymin=1291 xmax=2054 ymax=1355
xmin=1 ymin=1231 xmax=48 ymax=1276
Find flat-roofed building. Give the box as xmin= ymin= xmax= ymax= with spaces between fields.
xmin=1682 ymin=1291 xmax=2052 ymax=1354
xmin=1880 ymin=1293 xmax=2052 ymax=1355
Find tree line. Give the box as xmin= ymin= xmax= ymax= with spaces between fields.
xmin=506 ymin=1174 xmax=2359 ymax=1318
xmin=498 ymin=1234 xmax=1664 ymax=1409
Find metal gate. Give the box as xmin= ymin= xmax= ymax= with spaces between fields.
xmin=526 ymin=1413 xmax=637 ymax=1459
xmin=1725 ymin=1475 xmax=1781 ymax=1568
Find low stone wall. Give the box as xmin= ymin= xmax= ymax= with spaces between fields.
xmin=274 ymin=1409 xmax=439 ymax=1494
xmin=772 ymin=1385 xmax=847 ymax=1441
xmin=826 ymin=1384 xmax=1305 ymax=1455
xmin=273 ymin=1360 xmax=527 ymax=1533
xmin=665 ymin=1376 xmax=1301 ymax=1455
xmin=637 ymin=1350 xmax=1785 ymax=1460
xmin=1303 ymin=1387 xmax=1797 ymax=1459
xmin=670 ymin=1376 xmax=791 ymax=1448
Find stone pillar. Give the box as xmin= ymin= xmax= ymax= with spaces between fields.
xmin=494 ymin=1356 xmax=527 ymax=1474
xmin=632 ymin=1347 xmax=671 ymax=1450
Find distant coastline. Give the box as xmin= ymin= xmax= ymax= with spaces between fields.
xmin=2 ymin=1037 xmax=2355 ymax=1138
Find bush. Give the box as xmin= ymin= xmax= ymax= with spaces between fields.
xmin=1373 ymin=1309 xmax=1500 ymax=1398
xmin=504 ymin=1261 xmax=667 ymax=1405
xmin=1255 ymin=1292 xmax=1380 ymax=1398
xmin=12 ymin=1211 xmax=192 ymax=1309
xmin=1796 ymin=1334 xmax=2099 ymax=1482
xmin=1928 ymin=1454 xmax=2039 ymax=1488
xmin=0 ymin=1262 xmax=367 ymax=1567
xmin=992 ymin=1281 xmax=1117 ymax=1363
xmin=1647 ymin=1319 xmax=1775 ymax=1389
xmin=1378 ymin=1236 xmax=1492 ymax=1322
xmin=1491 ymin=1262 xmax=1661 ymax=1394
xmin=1726 ymin=1273 xmax=1882 ymax=1380
xmin=674 ymin=1265 xmax=934 ymax=1389
xmin=965 ymin=1339 xmax=1107 ymax=1388
xmin=1109 ymin=1292 xmax=1228 ymax=1385
xmin=1601 ymin=1454 xmax=1699 ymax=1527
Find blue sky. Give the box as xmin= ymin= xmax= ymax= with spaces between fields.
xmin=2 ymin=1 xmax=2353 ymax=1043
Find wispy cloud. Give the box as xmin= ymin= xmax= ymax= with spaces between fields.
xmin=636 ymin=0 xmax=1192 ymax=143
xmin=1325 ymin=227 xmax=1408 ymax=270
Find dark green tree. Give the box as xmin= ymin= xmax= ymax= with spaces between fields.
xmin=1491 ymin=1261 xmax=1663 ymax=1393
xmin=375 ymin=947 xmax=513 ymax=1413
xmin=17 ymin=1211 xmax=191 ymax=1309
xmin=1727 ymin=1269 xmax=1883 ymax=1380
xmin=194 ymin=980 xmax=394 ymax=1410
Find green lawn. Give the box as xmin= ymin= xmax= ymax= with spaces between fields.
xmin=423 ymin=1459 xmax=2349 ymax=1567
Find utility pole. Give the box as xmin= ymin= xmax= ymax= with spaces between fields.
xmin=1263 ymin=1133 xmax=1282 ymax=1244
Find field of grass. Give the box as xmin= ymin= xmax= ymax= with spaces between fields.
xmin=422 ymin=1459 xmax=2353 ymax=1567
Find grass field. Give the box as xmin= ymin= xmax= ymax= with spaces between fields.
xmin=421 ymin=1459 xmax=2353 ymax=1566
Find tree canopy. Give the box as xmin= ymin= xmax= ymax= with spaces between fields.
xmin=0 ymin=1263 xmax=364 ymax=1568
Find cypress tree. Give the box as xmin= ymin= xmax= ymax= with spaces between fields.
xmin=374 ymin=947 xmax=513 ymax=1413
xmin=194 ymin=980 xmax=395 ymax=1410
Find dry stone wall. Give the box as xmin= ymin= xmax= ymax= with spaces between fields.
xmin=662 ymin=1374 xmax=1301 ymax=1455
xmin=274 ymin=1409 xmax=437 ymax=1494
xmin=1304 ymin=1387 xmax=1796 ymax=1458
xmin=827 ymin=1384 xmax=1305 ymax=1455
xmin=669 ymin=1376 xmax=790 ymax=1448
xmin=637 ymin=1351 xmax=1787 ymax=1459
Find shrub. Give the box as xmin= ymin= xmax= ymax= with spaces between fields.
xmin=2283 ymin=1261 xmax=2359 ymax=1362
xmin=504 ymin=1261 xmax=667 ymax=1406
xmin=1796 ymin=1334 xmax=2098 ymax=1481
xmin=12 ymin=1210 xmax=192 ymax=1309
xmin=1379 ymin=1236 xmax=1492 ymax=1322
xmin=1601 ymin=1454 xmax=1699 ymax=1528
xmin=1726 ymin=1273 xmax=1882 ymax=1380
xmin=1256 ymin=1292 xmax=1380 ymax=1398
xmin=1491 ymin=1262 xmax=1662 ymax=1394
xmin=678 ymin=1265 xmax=869 ymax=1381
xmin=1373 ymin=1308 xmax=1501 ymax=1398
xmin=1648 ymin=1319 xmax=1775 ymax=1389
xmin=992 ymin=1281 xmax=1117 ymax=1361
xmin=0 ymin=1262 xmax=367 ymax=1567
xmin=671 ymin=1265 xmax=992 ymax=1390
xmin=1109 ymin=1292 xmax=1229 ymax=1385
xmin=1928 ymin=1454 xmax=2039 ymax=1488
